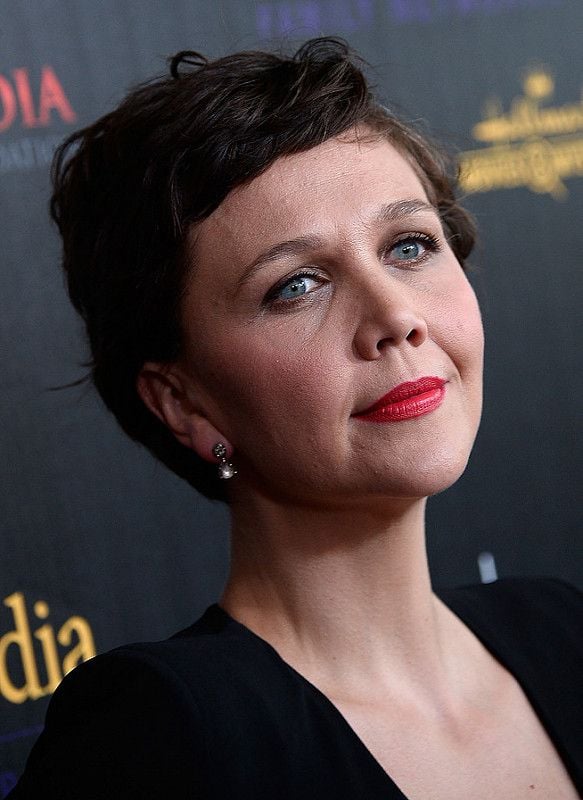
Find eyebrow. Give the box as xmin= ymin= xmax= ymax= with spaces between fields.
xmin=237 ymin=198 xmax=439 ymax=289
xmin=375 ymin=198 xmax=438 ymax=224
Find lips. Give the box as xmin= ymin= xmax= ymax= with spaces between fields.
xmin=353 ymin=376 xmax=447 ymax=422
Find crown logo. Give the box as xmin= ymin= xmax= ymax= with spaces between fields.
xmin=459 ymin=68 xmax=583 ymax=200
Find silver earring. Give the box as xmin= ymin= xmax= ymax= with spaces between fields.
xmin=212 ymin=443 xmax=237 ymax=480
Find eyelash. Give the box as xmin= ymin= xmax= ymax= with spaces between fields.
xmin=264 ymin=269 xmax=324 ymax=308
xmin=264 ymin=232 xmax=442 ymax=309
xmin=384 ymin=231 xmax=441 ymax=264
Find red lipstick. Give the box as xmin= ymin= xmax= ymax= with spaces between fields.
xmin=353 ymin=377 xmax=447 ymax=422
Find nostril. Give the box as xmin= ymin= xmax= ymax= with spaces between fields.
xmin=405 ymin=324 xmax=428 ymax=347
xmin=376 ymin=327 xmax=417 ymax=352
xmin=360 ymin=311 xmax=429 ymax=360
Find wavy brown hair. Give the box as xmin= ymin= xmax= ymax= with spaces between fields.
xmin=51 ymin=37 xmax=476 ymax=502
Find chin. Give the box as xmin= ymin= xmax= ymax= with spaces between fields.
xmin=376 ymin=436 xmax=476 ymax=500
xmin=417 ymin=458 xmax=472 ymax=498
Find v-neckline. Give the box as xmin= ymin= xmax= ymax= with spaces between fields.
xmin=211 ymin=600 xmax=407 ymax=796
xmin=209 ymin=585 xmax=579 ymax=798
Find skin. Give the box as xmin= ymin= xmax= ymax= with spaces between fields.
xmin=138 ymin=132 xmax=577 ymax=798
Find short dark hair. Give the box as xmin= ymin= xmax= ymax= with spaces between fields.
xmin=51 ymin=37 xmax=476 ymax=502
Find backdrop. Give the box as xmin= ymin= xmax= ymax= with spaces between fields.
xmin=1 ymin=0 xmax=582 ymax=789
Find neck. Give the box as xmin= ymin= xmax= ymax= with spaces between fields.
xmin=220 ymin=495 xmax=467 ymax=707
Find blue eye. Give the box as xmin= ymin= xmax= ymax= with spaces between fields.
xmin=275 ymin=274 xmax=319 ymax=301
xmin=392 ymin=238 xmax=426 ymax=260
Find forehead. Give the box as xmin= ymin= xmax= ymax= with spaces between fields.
xmin=192 ymin=134 xmax=430 ymax=268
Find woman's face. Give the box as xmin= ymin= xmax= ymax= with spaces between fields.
xmin=178 ymin=132 xmax=484 ymax=507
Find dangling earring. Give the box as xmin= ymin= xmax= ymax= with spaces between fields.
xmin=212 ymin=443 xmax=237 ymax=480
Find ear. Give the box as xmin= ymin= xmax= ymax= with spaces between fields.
xmin=136 ymin=363 xmax=234 ymax=464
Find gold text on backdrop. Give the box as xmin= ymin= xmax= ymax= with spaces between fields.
xmin=459 ymin=68 xmax=583 ymax=199
xmin=0 ymin=592 xmax=96 ymax=704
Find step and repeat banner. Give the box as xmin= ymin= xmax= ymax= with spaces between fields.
xmin=1 ymin=0 xmax=581 ymax=788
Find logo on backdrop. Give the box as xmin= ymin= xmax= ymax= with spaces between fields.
xmin=0 ymin=65 xmax=77 ymax=175
xmin=0 ymin=592 xmax=96 ymax=705
xmin=255 ymin=0 xmax=565 ymax=38
xmin=459 ymin=68 xmax=583 ymax=200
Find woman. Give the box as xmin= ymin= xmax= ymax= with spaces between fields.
xmin=10 ymin=38 xmax=582 ymax=799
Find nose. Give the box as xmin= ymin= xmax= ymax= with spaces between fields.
xmin=352 ymin=273 xmax=429 ymax=360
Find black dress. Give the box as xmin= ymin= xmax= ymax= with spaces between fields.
xmin=9 ymin=577 xmax=583 ymax=799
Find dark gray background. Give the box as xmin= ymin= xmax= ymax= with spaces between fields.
xmin=1 ymin=0 xmax=581 ymax=787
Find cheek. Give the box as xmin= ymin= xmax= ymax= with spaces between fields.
xmin=435 ymin=273 xmax=484 ymax=372
xmin=436 ymin=277 xmax=484 ymax=432
xmin=197 ymin=327 xmax=344 ymax=451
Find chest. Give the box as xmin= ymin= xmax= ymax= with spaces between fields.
xmin=333 ymin=679 xmax=579 ymax=800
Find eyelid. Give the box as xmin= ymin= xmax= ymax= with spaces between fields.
xmin=264 ymin=268 xmax=325 ymax=305
xmin=391 ymin=230 xmax=441 ymax=245
xmin=383 ymin=231 xmax=441 ymax=259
